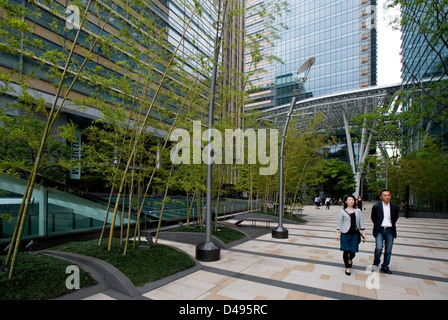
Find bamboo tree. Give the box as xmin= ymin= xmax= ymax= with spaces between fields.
xmin=94 ymin=17 xmax=170 ymax=245
xmin=154 ymin=163 xmax=175 ymax=245
xmin=131 ymin=61 xmax=207 ymax=244
xmin=6 ymin=0 xmax=97 ymax=278
xmin=106 ymin=5 xmax=202 ymax=251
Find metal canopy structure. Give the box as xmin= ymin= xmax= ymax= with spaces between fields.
xmin=259 ymin=83 xmax=402 ymax=132
xmin=258 ymin=83 xmax=402 ymax=198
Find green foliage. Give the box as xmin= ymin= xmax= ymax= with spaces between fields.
xmin=367 ymin=136 xmax=448 ymax=213
xmin=396 ymin=137 xmax=447 ymax=212
xmin=0 ymin=252 xmax=96 ymax=300
xmin=319 ymin=159 xmax=356 ymax=198
xmin=52 ymin=238 xmax=196 ymax=286
xmin=0 ymin=0 xmax=292 ymax=276
xmin=0 ymin=109 xmax=72 ymax=180
xmin=281 ymin=115 xmax=335 ymax=203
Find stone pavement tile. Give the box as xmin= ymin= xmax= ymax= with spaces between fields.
xmin=405 ymin=287 xmax=419 ymax=296
xmin=247 ymin=262 xmax=285 ymax=278
xmin=283 ymin=269 xmax=343 ymax=294
xmin=340 ymin=281 xmax=377 ymax=299
xmin=203 ymin=293 xmax=234 ymax=300
xmin=177 ymin=276 xmax=219 ymax=292
xmin=358 ymin=286 xmax=377 ymax=299
xmin=284 ymin=290 xmax=306 ymax=300
xmin=137 ymin=203 xmax=448 ymax=301
xmin=143 ymin=289 xmax=182 ymax=300
xmin=214 ymin=275 xmax=238 ymax=287
xmin=341 ymin=283 xmax=358 ymax=295
xmin=417 ymin=282 xmax=448 ymax=300
xmin=376 ymin=284 xmax=420 ymax=300
xmin=423 ymin=279 xmax=437 ymax=286
xmin=144 ymin=281 xmax=206 ymax=300
xmin=303 ymin=293 xmax=324 ymax=300
xmin=293 ymin=263 xmax=315 ymax=272
xmin=212 ymin=278 xmax=290 ymax=300
xmin=269 ymin=268 xmax=292 ymax=281
xmin=82 ymin=293 xmax=116 ymax=300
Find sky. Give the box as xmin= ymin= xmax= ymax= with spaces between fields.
xmin=376 ymin=0 xmax=403 ymax=86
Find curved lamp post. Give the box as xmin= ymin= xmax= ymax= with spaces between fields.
xmin=195 ymin=1 xmax=227 ymax=262
xmin=272 ymin=57 xmax=315 ymax=239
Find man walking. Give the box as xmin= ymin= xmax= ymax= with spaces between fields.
xmin=371 ymin=189 xmax=399 ymax=274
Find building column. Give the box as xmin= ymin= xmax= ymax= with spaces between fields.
xmin=343 ymin=108 xmax=356 ymax=175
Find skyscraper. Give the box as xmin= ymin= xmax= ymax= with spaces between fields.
xmin=400 ymin=2 xmax=448 ymax=84
xmin=399 ymin=1 xmax=448 ymax=148
xmin=245 ymin=0 xmax=378 ymax=111
xmin=0 ymin=0 xmax=245 ymax=191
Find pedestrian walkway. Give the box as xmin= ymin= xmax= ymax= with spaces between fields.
xmin=81 ymin=202 xmax=448 ymax=300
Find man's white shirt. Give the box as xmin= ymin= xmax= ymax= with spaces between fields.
xmin=381 ymin=202 xmax=392 ymax=227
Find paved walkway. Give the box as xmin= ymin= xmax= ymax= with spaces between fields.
xmin=78 ymin=202 xmax=448 ymax=300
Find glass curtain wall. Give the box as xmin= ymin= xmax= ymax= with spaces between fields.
xmin=245 ymin=0 xmax=378 ymax=111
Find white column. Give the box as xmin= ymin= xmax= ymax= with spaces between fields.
xmin=343 ymin=108 xmax=356 ymax=175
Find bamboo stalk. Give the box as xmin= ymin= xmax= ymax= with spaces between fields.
xmin=107 ymin=11 xmax=198 ymax=251
xmin=131 ymin=66 xmax=204 ymax=241
xmin=7 ymin=0 xmax=94 ymax=278
xmin=154 ymin=163 xmax=174 ymax=245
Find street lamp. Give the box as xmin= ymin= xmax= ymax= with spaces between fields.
xmin=272 ymin=57 xmax=315 ymax=239
xmin=195 ymin=1 xmax=227 ymax=262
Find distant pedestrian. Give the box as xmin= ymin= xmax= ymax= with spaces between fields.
xmin=325 ymin=196 xmax=331 ymax=210
xmin=314 ymin=196 xmax=321 ymax=209
xmin=356 ymin=195 xmax=363 ymax=210
xmin=336 ymin=194 xmax=366 ymax=276
xmin=371 ymin=189 xmax=399 ymax=274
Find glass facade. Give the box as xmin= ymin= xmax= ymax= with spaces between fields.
xmin=401 ymin=3 xmax=448 ymax=83
xmin=0 ymin=175 xmax=118 ymax=241
xmin=0 ymin=174 xmax=253 ymax=243
xmin=0 ymin=0 xmax=233 ymax=126
xmin=400 ymin=2 xmax=448 ymax=149
xmin=0 ymin=0 xmax=245 ymax=243
xmin=245 ymin=0 xmax=377 ymax=110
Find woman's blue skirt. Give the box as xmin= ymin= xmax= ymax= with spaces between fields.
xmin=340 ymin=233 xmax=360 ymax=252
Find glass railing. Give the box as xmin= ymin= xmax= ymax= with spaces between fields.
xmin=0 ymin=174 xmax=263 ymax=244
xmin=0 ymin=174 xmax=134 ymax=243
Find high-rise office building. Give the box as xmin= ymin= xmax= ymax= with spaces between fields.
xmin=245 ymin=0 xmax=377 ymax=111
xmin=0 ymin=0 xmax=246 ymax=241
xmin=0 ymin=0 xmax=246 ymax=196
xmin=400 ymin=1 xmax=448 ymax=148
xmin=0 ymin=0 xmax=216 ymax=128
xmin=0 ymin=0 xmax=244 ymax=160
xmin=400 ymin=3 xmax=447 ymax=84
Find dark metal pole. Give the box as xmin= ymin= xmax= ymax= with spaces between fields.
xmin=271 ymin=57 xmax=314 ymax=239
xmin=272 ymin=95 xmax=298 ymax=239
xmin=195 ymin=31 xmax=221 ymax=262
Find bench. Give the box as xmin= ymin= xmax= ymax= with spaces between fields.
xmin=235 ymin=217 xmax=272 ymax=229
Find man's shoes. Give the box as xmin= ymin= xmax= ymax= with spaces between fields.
xmin=380 ymin=267 xmax=392 ymax=274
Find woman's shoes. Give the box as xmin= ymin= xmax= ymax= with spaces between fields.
xmin=346 ymin=260 xmax=353 ymax=275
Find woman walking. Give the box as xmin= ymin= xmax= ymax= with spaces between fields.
xmin=336 ymin=194 xmax=366 ymax=275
